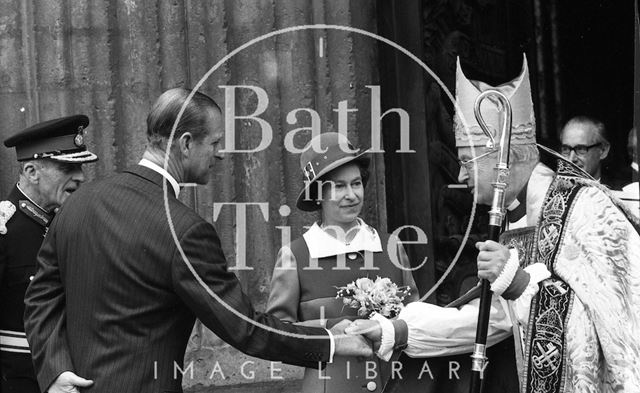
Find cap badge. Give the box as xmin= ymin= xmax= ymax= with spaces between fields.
xmin=74 ymin=126 xmax=85 ymax=147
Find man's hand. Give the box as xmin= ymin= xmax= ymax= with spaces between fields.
xmin=48 ymin=371 xmax=93 ymax=393
xmin=345 ymin=319 xmax=382 ymax=352
xmin=330 ymin=319 xmax=373 ymax=357
xmin=476 ymin=240 xmax=511 ymax=283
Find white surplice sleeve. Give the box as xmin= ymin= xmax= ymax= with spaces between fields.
xmin=374 ymin=296 xmax=513 ymax=360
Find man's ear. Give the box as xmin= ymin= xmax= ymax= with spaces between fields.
xmin=22 ymin=161 xmax=40 ymax=184
xmin=600 ymin=142 xmax=610 ymax=160
xmin=177 ymin=132 xmax=194 ymax=157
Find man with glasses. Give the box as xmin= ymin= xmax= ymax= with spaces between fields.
xmin=559 ymin=116 xmax=612 ymax=184
xmin=0 ymin=115 xmax=98 ymax=393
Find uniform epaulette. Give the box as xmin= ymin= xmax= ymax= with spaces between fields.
xmin=0 ymin=201 xmax=16 ymax=235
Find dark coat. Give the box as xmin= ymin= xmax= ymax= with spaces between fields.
xmin=0 ymin=185 xmax=52 ymax=393
xmin=24 ymin=165 xmax=331 ymax=393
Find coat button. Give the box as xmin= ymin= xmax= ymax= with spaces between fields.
xmin=366 ymin=381 xmax=377 ymax=391
xmin=29 ymin=275 xmax=34 ymax=281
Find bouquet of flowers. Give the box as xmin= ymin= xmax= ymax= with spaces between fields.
xmin=335 ymin=276 xmax=411 ymax=318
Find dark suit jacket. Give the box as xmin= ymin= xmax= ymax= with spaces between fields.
xmin=1 ymin=186 xmax=51 ymax=393
xmin=24 ymin=166 xmax=330 ymax=393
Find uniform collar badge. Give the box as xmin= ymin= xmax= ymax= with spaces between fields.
xmin=19 ymin=199 xmax=53 ymax=227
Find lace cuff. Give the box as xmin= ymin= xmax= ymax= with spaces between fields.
xmin=490 ymin=248 xmax=519 ymax=296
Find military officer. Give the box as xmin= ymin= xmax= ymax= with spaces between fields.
xmin=0 ymin=115 xmax=98 ymax=393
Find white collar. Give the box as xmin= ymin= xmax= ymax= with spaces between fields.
xmin=16 ymin=183 xmax=49 ymax=212
xmin=525 ymin=162 xmax=555 ymax=227
xmin=506 ymin=199 xmax=520 ymax=211
xmin=138 ymin=158 xmax=180 ymax=198
xmin=505 ymin=198 xmax=527 ymax=230
xmin=302 ymin=218 xmax=383 ymax=259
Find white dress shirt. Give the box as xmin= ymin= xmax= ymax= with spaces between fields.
xmin=138 ymin=158 xmax=180 ymax=198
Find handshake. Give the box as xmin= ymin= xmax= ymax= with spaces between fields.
xmin=331 ymin=319 xmax=386 ymax=358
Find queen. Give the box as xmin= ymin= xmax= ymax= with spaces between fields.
xmin=267 ymin=132 xmax=418 ymax=392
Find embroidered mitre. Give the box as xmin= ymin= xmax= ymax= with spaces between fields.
xmin=454 ymin=54 xmax=536 ymax=147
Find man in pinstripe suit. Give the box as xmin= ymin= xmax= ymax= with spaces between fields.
xmin=24 ymin=88 xmax=371 ymax=393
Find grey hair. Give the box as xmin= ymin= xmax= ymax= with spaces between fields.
xmin=146 ymin=88 xmax=220 ymax=149
xmin=19 ymin=158 xmax=53 ymax=174
xmin=561 ymin=116 xmax=609 ymax=146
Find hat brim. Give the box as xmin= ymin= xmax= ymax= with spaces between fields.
xmin=49 ymin=150 xmax=99 ymax=163
xmin=295 ymin=149 xmax=371 ymax=212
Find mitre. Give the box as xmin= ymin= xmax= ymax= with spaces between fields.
xmin=454 ymin=54 xmax=536 ymax=147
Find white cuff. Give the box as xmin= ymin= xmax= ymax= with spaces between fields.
xmin=325 ymin=328 xmax=335 ymax=363
xmin=524 ymin=263 xmax=551 ymax=285
xmin=490 ymin=248 xmax=519 ymax=296
xmin=512 ymin=263 xmax=552 ymax=324
xmin=370 ymin=313 xmax=394 ymax=361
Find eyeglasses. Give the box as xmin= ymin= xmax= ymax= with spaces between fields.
xmin=560 ymin=143 xmax=601 ymax=156
xmin=459 ymin=149 xmax=497 ymax=167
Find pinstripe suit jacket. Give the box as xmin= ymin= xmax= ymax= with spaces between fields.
xmin=24 ymin=165 xmax=330 ymax=393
